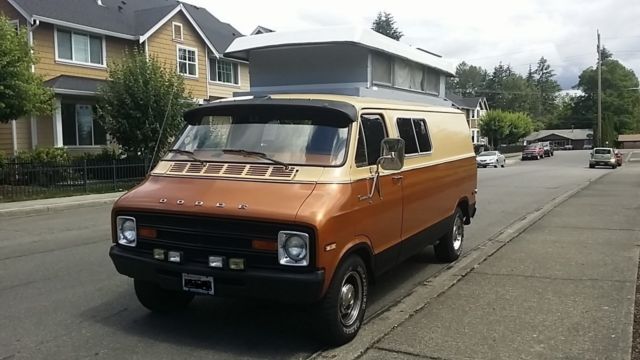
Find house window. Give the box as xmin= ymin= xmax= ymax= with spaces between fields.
xmin=61 ymin=103 xmax=107 ymax=146
xmin=9 ymin=19 xmax=19 ymax=32
xmin=397 ymin=118 xmax=432 ymax=155
xmin=177 ymin=46 xmax=197 ymax=77
xmin=355 ymin=115 xmax=388 ymax=167
xmin=172 ymin=22 xmax=183 ymax=41
xmin=210 ymin=59 xmax=239 ymax=84
xmin=56 ymin=28 xmax=104 ymax=65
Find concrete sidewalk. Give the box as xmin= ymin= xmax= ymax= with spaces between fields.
xmin=0 ymin=192 xmax=123 ymax=217
xmin=358 ymin=162 xmax=640 ymax=358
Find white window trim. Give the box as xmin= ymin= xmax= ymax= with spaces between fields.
xmin=208 ymin=58 xmax=241 ymax=86
xmin=9 ymin=19 xmax=19 ymax=31
xmin=172 ymin=22 xmax=183 ymax=41
xmin=176 ymin=45 xmax=198 ymax=78
xmin=54 ymin=26 xmax=107 ymax=69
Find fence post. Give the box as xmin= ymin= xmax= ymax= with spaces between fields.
xmin=112 ymin=159 xmax=117 ymax=191
xmin=144 ymin=157 xmax=149 ymax=175
xmin=83 ymin=159 xmax=88 ymax=193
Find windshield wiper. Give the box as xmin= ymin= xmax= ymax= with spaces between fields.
xmin=222 ymin=149 xmax=290 ymax=169
xmin=166 ymin=149 xmax=205 ymax=164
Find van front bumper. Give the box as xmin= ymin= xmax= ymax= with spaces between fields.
xmin=109 ymin=246 xmax=325 ymax=303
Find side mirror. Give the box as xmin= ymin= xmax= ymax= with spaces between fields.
xmin=378 ymin=138 xmax=405 ymax=171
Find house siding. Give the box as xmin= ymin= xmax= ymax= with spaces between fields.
xmin=14 ymin=117 xmax=31 ymax=151
xmin=0 ymin=122 xmax=12 ymax=154
xmin=208 ymin=62 xmax=250 ymax=99
xmin=147 ymin=12 xmax=207 ymax=100
xmin=36 ymin=115 xmax=54 ymax=148
xmin=33 ymin=23 xmax=133 ymax=81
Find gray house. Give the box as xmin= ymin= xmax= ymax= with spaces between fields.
xmin=524 ymin=129 xmax=594 ymax=149
xmin=224 ymin=26 xmax=455 ymax=106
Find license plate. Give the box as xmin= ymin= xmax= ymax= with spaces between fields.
xmin=182 ymin=273 xmax=214 ymax=295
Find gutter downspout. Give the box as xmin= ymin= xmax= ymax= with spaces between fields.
xmin=28 ymin=18 xmax=41 ymax=149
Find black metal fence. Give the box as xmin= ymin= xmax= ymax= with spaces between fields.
xmin=0 ymin=159 xmax=148 ymax=202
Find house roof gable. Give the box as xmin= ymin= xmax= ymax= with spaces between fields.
xmin=525 ymin=129 xmax=593 ymax=141
xmin=9 ymin=0 xmax=243 ymax=53
xmin=446 ymin=93 xmax=483 ymax=109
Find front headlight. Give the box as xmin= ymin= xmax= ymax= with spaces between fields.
xmin=278 ymin=231 xmax=309 ymax=266
xmin=117 ymin=216 xmax=137 ymax=247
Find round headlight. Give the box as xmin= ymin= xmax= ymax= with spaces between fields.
xmin=284 ymin=235 xmax=307 ymax=261
xmin=120 ymin=219 xmax=136 ymax=243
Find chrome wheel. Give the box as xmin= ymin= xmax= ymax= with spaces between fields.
xmin=452 ymin=215 xmax=464 ymax=251
xmin=339 ymin=271 xmax=363 ymax=327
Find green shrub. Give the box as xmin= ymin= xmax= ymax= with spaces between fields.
xmin=0 ymin=151 xmax=6 ymax=169
xmin=15 ymin=147 xmax=70 ymax=164
xmin=73 ymin=147 xmax=121 ymax=162
xmin=9 ymin=147 xmax=72 ymax=186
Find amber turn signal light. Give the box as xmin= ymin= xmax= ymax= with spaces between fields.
xmin=138 ymin=227 xmax=157 ymax=239
xmin=251 ymin=239 xmax=277 ymax=251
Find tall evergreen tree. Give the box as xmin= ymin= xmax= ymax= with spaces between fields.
xmin=371 ymin=12 xmax=403 ymax=40
xmin=447 ymin=61 xmax=488 ymax=97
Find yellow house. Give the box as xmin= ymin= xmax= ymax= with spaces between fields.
xmin=0 ymin=0 xmax=250 ymax=155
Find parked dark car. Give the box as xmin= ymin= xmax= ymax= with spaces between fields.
xmin=540 ymin=141 xmax=554 ymax=157
xmin=521 ymin=143 xmax=545 ymax=160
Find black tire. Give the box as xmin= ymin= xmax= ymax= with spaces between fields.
xmin=494 ymin=164 xmax=498 ymax=168
xmin=134 ymin=279 xmax=194 ymax=313
xmin=317 ymin=255 xmax=368 ymax=346
xmin=589 ymin=164 xmax=595 ymax=168
xmin=434 ymin=208 xmax=465 ymax=262
xmin=612 ymin=164 xmax=617 ymax=169
xmin=501 ymin=161 xmax=505 ymax=168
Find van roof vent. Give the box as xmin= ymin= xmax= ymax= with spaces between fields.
xmin=163 ymin=162 xmax=298 ymax=180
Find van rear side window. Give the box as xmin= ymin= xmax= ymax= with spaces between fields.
xmin=355 ymin=115 xmax=387 ymax=167
xmin=397 ymin=118 xmax=432 ymax=154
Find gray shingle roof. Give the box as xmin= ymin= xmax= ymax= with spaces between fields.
xmin=44 ymin=75 xmax=106 ymax=94
xmin=524 ymin=129 xmax=593 ymax=141
xmin=11 ymin=0 xmax=243 ymax=52
xmin=446 ymin=93 xmax=482 ymax=109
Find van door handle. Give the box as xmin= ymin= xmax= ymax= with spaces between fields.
xmin=392 ymin=175 xmax=403 ymax=181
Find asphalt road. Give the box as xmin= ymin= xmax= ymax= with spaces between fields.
xmin=0 ymin=150 xmax=615 ymax=360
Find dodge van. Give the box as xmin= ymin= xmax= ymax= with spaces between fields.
xmin=109 ymin=94 xmax=477 ymax=344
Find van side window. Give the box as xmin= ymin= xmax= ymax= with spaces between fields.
xmin=355 ymin=115 xmax=387 ymax=167
xmin=397 ymin=118 xmax=432 ymax=154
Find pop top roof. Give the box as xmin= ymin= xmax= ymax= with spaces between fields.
xmin=225 ymin=26 xmax=455 ymax=76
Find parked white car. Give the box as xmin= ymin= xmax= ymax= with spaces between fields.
xmin=476 ymin=151 xmax=506 ymax=168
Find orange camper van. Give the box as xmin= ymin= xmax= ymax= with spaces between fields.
xmin=109 ymin=94 xmax=477 ymax=344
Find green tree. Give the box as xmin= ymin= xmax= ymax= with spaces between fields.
xmin=371 ymin=12 xmax=403 ymax=40
xmin=528 ymin=57 xmax=561 ymax=124
xmin=96 ymin=49 xmax=194 ymax=159
xmin=570 ymin=49 xmax=640 ymax=145
xmin=447 ymin=61 xmax=488 ymax=97
xmin=0 ymin=16 xmax=54 ymax=122
xmin=480 ymin=110 xmax=534 ymax=146
xmin=484 ymin=63 xmax=534 ymax=113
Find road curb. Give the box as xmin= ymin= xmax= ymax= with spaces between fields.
xmin=0 ymin=193 xmax=124 ymax=218
xmin=308 ymin=172 xmax=611 ymax=360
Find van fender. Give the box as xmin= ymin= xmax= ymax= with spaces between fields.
xmin=322 ymin=236 xmax=374 ymax=293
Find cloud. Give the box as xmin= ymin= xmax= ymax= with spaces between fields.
xmin=187 ymin=0 xmax=640 ymax=89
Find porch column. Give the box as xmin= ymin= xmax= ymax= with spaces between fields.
xmin=53 ymin=97 xmax=63 ymax=147
xmin=30 ymin=115 xmax=37 ymax=149
xmin=11 ymin=119 xmax=17 ymax=155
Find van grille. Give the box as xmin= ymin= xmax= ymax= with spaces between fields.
xmin=120 ymin=212 xmax=315 ymax=270
xmin=163 ymin=162 xmax=298 ymax=180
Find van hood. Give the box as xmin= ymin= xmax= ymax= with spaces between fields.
xmin=114 ymin=175 xmax=318 ymax=223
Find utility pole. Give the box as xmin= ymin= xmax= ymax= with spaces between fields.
xmin=597 ymin=30 xmax=602 ymax=147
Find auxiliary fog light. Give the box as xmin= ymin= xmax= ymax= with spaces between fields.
xmin=229 ymin=258 xmax=245 ymax=270
xmin=167 ymin=251 xmax=182 ymax=263
xmin=208 ymin=256 xmax=225 ymax=268
xmin=153 ymin=249 xmax=166 ymax=260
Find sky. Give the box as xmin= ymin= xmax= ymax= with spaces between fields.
xmin=188 ymin=0 xmax=640 ymax=90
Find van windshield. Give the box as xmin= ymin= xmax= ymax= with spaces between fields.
xmin=166 ymin=112 xmax=350 ymax=167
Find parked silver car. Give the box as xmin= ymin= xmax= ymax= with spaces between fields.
xmin=589 ymin=148 xmax=617 ymax=169
xmin=477 ymin=151 xmax=506 ymax=168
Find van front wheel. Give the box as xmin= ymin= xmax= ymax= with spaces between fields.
xmin=317 ymin=255 xmax=368 ymax=346
xmin=434 ymin=208 xmax=465 ymax=262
